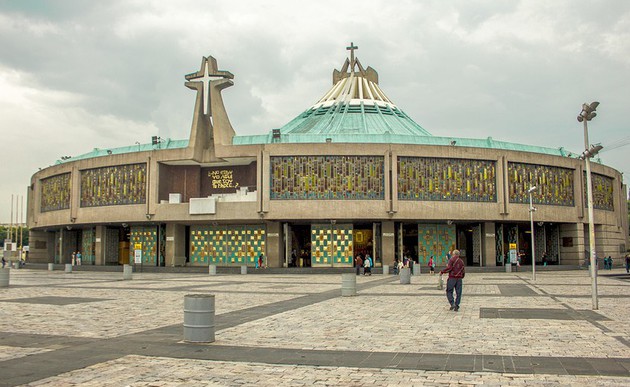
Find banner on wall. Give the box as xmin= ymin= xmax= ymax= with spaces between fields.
xmin=134 ymin=243 xmax=142 ymax=264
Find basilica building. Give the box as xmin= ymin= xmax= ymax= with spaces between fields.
xmin=27 ymin=46 xmax=628 ymax=269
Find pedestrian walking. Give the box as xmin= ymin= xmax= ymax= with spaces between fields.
xmin=439 ymin=249 xmax=465 ymax=312
xmin=625 ymin=254 xmax=630 ymax=274
xmin=1 ymin=256 xmax=6 ymax=268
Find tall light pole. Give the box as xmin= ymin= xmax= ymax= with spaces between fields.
xmin=528 ymin=186 xmax=538 ymax=281
xmin=577 ymin=101 xmax=601 ymax=310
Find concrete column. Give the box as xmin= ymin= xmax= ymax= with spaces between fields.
xmin=166 ymin=223 xmax=186 ymax=267
xmin=341 ymin=273 xmax=357 ymax=296
xmin=94 ymin=226 xmax=106 ymax=266
xmin=0 ymin=268 xmax=9 ymax=287
xmin=400 ymin=267 xmax=411 ymax=284
xmin=483 ymin=222 xmax=497 ymax=267
xmin=123 ymin=264 xmax=133 ymax=280
xmin=382 ymin=221 xmax=395 ymax=268
xmin=266 ymin=221 xmax=281 ymax=268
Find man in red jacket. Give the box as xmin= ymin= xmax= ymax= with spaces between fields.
xmin=439 ymin=249 xmax=465 ymax=312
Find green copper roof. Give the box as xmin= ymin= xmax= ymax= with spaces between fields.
xmin=233 ymin=133 xmax=576 ymax=158
xmin=271 ymin=101 xmax=431 ymax=137
xmin=55 ymin=138 xmax=188 ymax=164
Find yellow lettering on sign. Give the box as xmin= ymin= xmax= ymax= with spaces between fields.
xmin=208 ymin=169 xmax=239 ymax=189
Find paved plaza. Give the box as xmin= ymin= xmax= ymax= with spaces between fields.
xmin=0 ymin=267 xmax=629 ymax=386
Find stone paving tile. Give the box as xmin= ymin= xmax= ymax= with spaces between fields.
xmin=22 ymin=355 xmax=630 ymax=386
xmin=2 ymin=269 xmax=630 ymax=386
xmin=0 ymin=345 xmax=52 ymax=362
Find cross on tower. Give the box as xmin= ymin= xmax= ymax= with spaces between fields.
xmin=346 ymin=42 xmax=358 ymax=71
xmin=185 ymin=57 xmax=233 ymax=116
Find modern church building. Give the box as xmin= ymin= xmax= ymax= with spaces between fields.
xmin=27 ymin=47 xmax=628 ymax=269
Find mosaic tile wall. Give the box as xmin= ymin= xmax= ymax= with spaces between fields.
xmin=270 ymin=156 xmax=384 ymax=200
xmin=585 ymin=172 xmax=614 ymax=211
xmin=189 ymin=225 xmax=266 ymax=266
xmin=311 ymin=224 xmax=353 ymax=267
xmin=508 ymin=162 xmax=574 ymax=206
xmin=129 ymin=226 xmax=158 ymax=265
xmin=398 ymin=157 xmax=496 ymax=202
xmin=40 ymin=173 xmax=71 ymax=212
xmin=496 ymin=224 xmax=504 ymax=265
xmin=81 ymin=228 xmax=95 ymax=265
xmin=81 ymin=163 xmax=146 ymax=207
xmin=417 ymin=224 xmax=456 ymax=265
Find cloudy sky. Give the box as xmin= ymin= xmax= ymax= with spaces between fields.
xmin=1 ymin=0 xmax=629 ymax=223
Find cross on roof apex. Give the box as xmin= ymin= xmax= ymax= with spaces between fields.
xmin=346 ymin=42 xmax=358 ymax=72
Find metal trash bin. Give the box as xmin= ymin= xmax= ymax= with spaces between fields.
xmin=0 ymin=268 xmax=9 ymax=287
xmin=183 ymin=294 xmax=215 ymax=343
xmin=341 ymin=273 xmax=357 ymax=296
xmin=382 ymin=264 xmax=389 ymax=275
xmin=123 ymin=264 xmax=133 ymax=280
xmin=413 ymin=264 xmax=421 ymax=276
xmin=209 ymin=265 xmax=217 ymax=275
xmin=48 ymin=263 xmax=54 ymax=271
xmin=240 ymin=265 xmax=247 ymax=275
xmin=65 ymin=264 xmax=72 ymax=273
xmin=400 ymin=267 xmax=411 ymax=284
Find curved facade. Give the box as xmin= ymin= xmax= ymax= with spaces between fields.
xmin=27 ymin=51 xmax=628 ymax=269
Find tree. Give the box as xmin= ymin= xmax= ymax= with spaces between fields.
xmin=0 ymin=226 xmax=29 ymax=248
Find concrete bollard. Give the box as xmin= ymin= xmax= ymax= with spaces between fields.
xmin=0 ymin=268 xmax=9 ymax=287
xmin=208 ymin=265 xmax=217 ymax=275
xmin=400 ymin=267 xmax=411 ymax=284
xmin=183 ymin=294 xmax=215 ymax=343
xmin=506 ymin=263 xmax=512 ymax=273
xmin=48 ymin=263 xmax=54 ymax=271
xmin=341 ymin=273 xmax=357 ymax=296
xmin=413 ymin=264 xmax=421 ymax=276
xmin=65 ymin=264 xmax=72 ymax=273
xmin=382 ymin=264 xmax=389 ymax=275
xmin=240 ymin=265 xmax=247 ymax=275
xmin=123 ymin=264 xmax=133 ymax=280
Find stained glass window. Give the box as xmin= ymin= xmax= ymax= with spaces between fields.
xmin=585 ymin=172 xmax=614 ymax=211
xmin=508 ymin=162 xmax=574 ymax=206
xmin=398 ymin=157 xmax=496 ymax=202
xmin=40 ymin=173 xmax=71 ymax=212
xmin=80 ymin=163 xmax=146 ymax=207
xmin=270 ymin=156 xmax=384 ymax=200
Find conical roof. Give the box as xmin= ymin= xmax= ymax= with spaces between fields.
xmin=274 ymin=46 xmax=432 ymax=138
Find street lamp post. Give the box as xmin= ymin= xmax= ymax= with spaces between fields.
xmin=577 ymin=101 xmax=601 ymax=310
xmin=528 ymin=186 xmax=538 ymax=281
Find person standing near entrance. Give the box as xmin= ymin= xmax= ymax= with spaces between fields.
xmin=439 ymin=249 xmax=465 ymax=312
xmin=355 ymin=254 xmax=363 ymax=275
xmin=71 ymin=252 xmax=76 ymax=266
xmin=76 ymin=251 xmax=82 ymax=266
xmin=428 ymin=256 xmax=435 ymax=275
